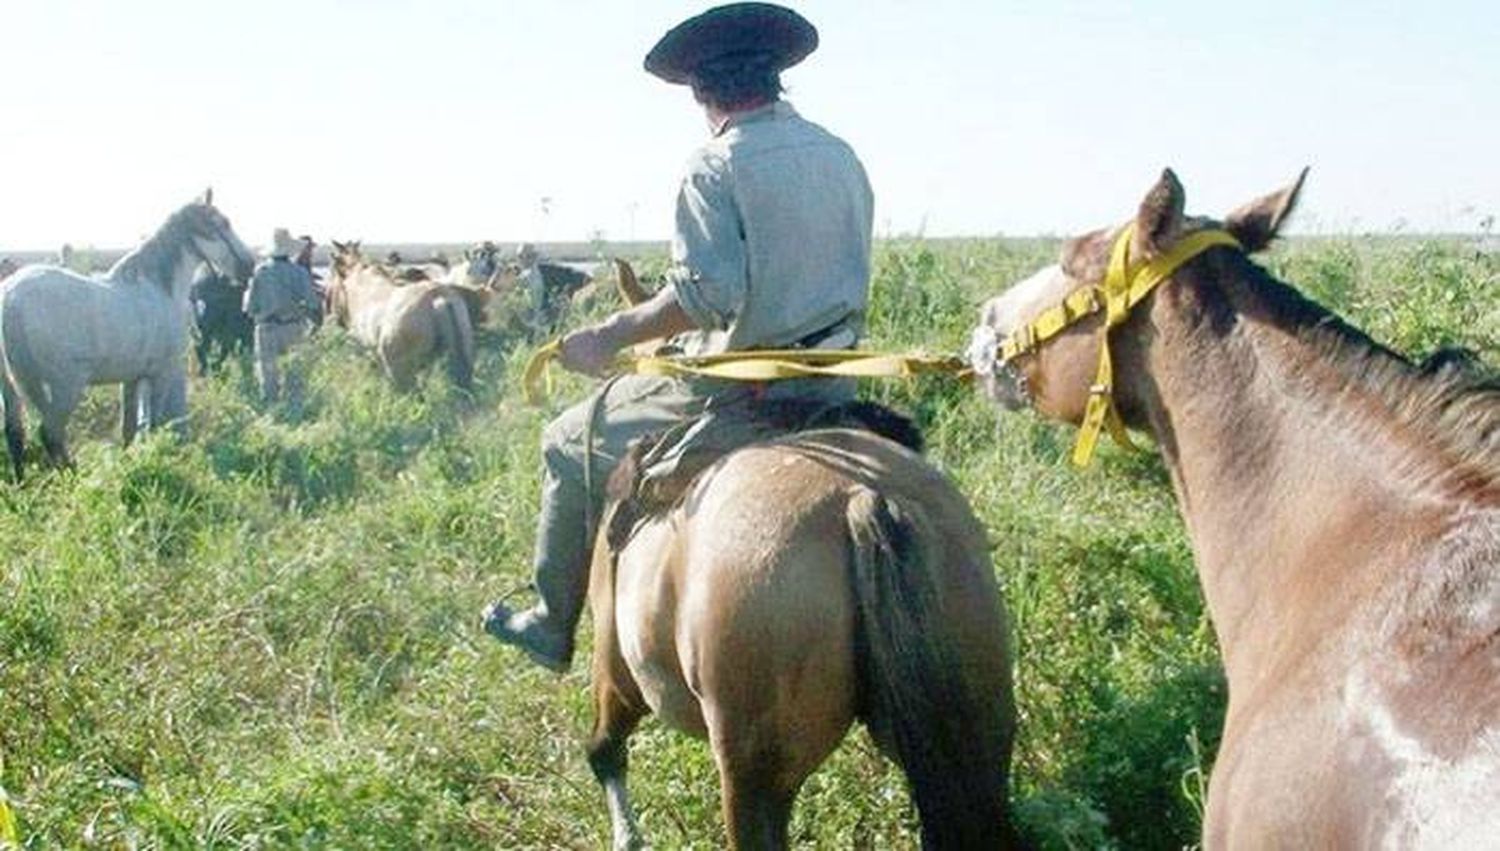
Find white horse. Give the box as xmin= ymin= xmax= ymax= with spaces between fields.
xmin=440 ymin=242 xmax=503 ymax=288
xmin=0 ymin=191 xmax=254 ymax=478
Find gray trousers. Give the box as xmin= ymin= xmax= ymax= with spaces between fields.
xmin=530 ymin=375 xmax=705 ymax=627
xmin=529 ymin=373 xmax=855 ymax=631
xmin=254 ymin=320 xmax=308 ymax=404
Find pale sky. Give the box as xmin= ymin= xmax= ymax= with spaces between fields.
xmin=2 ymin=0 xmax=1496 ymax=252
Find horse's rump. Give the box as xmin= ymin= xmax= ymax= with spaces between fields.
xmin=441 ymin=283 xmax=490 ymax=326
xmin=590 ymin=425 xmax=1018 ymax=846
xmin=603 ymin=399 xmax=924 ymax=553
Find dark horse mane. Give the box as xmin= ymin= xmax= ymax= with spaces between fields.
xmin=109 ymin=206 xmax=202 ymax=293
xmin=755 ymin=398 xmax=925 ymax=454
xmin=1220 ymin=251 xmax=1500 ymax=487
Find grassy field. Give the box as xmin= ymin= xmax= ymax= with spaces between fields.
xmin=1 ymin=236 xmax=1496 ymax=849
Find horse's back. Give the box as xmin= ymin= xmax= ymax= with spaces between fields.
xmin=0 ymin=266 xmax=182 ymax=385
xmin=0 ymin=266 xmax=106 ymax=355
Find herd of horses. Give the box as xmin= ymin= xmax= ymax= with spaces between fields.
xmin=0 ymin=174 xmax=1495 ymax=848
xmin=185 ymin=240 xmax=596 ymax=388
xmin=0 ymin=202 xmax=604 ymax=479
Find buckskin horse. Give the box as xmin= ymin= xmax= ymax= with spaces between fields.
xmin=324 ymin=241 xmax=487 ymax=392
xmin=0 ymin=191 xmax=255 ymax=478
xmin=971 ymin=169 xmax=1499 ymax=848
xmin=584 ymin=410 xmax=1019 ymax=849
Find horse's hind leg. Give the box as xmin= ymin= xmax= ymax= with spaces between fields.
xmin=587 ymin=681 xmax=647 ymax=851
xmin=2 ymin=378 xmax=24 ymax=481
xmin=706 ymin=695 xmax=850 ymax=850
xmin=711 ymin=745 xmax=799 ymax=851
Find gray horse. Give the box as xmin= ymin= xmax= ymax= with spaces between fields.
xmin=0 ymin=191 xmax=254 ymax=478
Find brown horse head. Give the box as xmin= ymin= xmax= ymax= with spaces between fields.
xmin=328 ymin=239 xmax=363 ymax=276
xmin=974 ymin=168 xmax=1307 ymax=431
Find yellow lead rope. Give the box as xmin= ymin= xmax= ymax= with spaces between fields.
xmin=525 ymin=225 xmax=1241 ymax=470
xmin=523 ymin=342 xmax=968 ymax=405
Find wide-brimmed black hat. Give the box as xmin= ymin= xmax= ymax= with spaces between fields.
xmin=644 ymin=3 xmax=818 ymax=85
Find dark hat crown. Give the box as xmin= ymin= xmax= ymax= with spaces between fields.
xmin=644 ymin=3 xmax=818 ymax=85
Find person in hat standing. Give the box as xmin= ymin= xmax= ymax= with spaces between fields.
xmin=484 ymin=3 xmax=873 ymax=673
xmin=513 ymin=242 xmax=551 ymax=333
xmin=243 ymin=227 xmax=320 ymax=405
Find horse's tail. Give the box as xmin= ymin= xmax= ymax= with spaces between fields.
xmin=433 ymin=292 xmax=475 ymax=390
xmin=451 ymin=284 xmax=490 ymax=327
xmin=845 ymin=487 xmax=1019 ymax=849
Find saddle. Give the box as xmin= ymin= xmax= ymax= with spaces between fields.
xmin=602 ymin=399 xmax=924 ymax=553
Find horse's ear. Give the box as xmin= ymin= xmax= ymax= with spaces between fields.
xmin=1225 ymin=167 xmax=1308 ymax=253
xmin=613 ymin=257 xmax=650 ymax=306
xmin=202 ymin=187 xmax=214 ymax=207
xmin=1134 ymin=168 xmax=1186 ymax=259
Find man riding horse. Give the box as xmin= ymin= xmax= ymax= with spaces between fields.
xmin=484 ymin=2 xmax=874 ymax=672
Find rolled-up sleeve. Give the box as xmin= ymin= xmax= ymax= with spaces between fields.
xmin=667 ymin=155 xmax=746 ymax=331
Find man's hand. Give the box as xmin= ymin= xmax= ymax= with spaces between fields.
xmin=556 ymin=287 xmax=696 ymax=378
xmin=558 ymin=323 xmax=622 ymax=377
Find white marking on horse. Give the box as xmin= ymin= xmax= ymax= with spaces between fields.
xmin=969 ymin=264 xmax=1070 ymax=408
xmin=602 ymin=775 xmax=643 ymax=850
xmin=1344 ymin=666 xmax=1500 ymax=848
xmin=975 ymin=263 xmax=1070 ymax=340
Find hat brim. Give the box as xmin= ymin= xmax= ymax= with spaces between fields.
xmin=644 ymin=3 xmax=818 ymax=85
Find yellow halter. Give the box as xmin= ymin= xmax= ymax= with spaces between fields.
xmin=996 ymin=224 xmax=1243 ymax=467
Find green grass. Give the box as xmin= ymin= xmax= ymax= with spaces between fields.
xmin=1 ymin=237 xmax=1495 ymax=849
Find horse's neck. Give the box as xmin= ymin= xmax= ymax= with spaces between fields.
xmin=108 ymin=240 xmax=197 ymax=302
xmin=1134 ymin=277 xmax=1456 ymax=687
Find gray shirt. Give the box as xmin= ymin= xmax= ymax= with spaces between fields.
xmin=666 ymin=101 xmax=874 ymax=355
xmin=244 ymin=258 xmax=318 ymax=324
